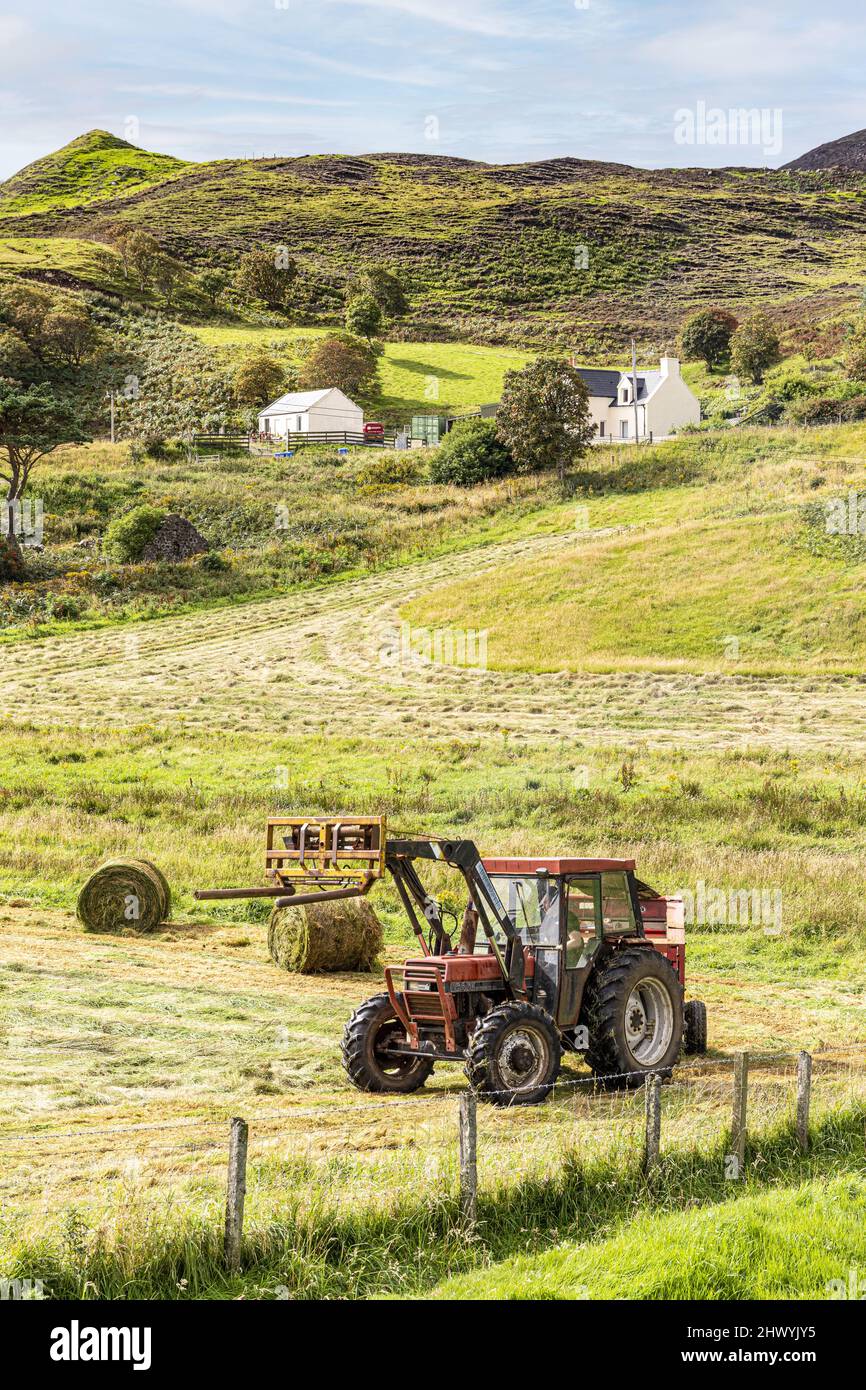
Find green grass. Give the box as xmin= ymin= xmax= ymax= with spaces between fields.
xmin=4 ymin=130 xmax=866 ymax=348
xmin=0 ymin=130 xmax=189 ymax=217
xmin=193 ymin=326 xmax=533 ymax=417
xmin=2 ymin=1094 xmax=862 ymax=1299
xmin=404 ymin=425 xmax=866 ymax=676
xmin=430 ymin=1174 xmax=866 ymax=1301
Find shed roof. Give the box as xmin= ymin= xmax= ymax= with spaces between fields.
xmin=259 ymin=389 xmax=335 ymax=415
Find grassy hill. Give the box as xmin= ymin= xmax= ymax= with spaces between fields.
xmin=404 ymin=427 xmax=866 ymax=676
xmin=3 ymin=417 xmax=866 ymax=1299
xmin=0 ymin=130 xmax=189 ymax=216
xmin=193 ymin=326 xmax=532 ymax=416
xmin=2 ymin=131 xmax=866 ymax=348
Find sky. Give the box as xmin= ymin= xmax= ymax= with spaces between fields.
xmin=1 ymin=0 xmax=865 ymax=179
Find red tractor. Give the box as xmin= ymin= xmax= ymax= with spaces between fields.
xmin=341 ymin=831 xmax=706 ymax=1104
xmin=195 ymin=817 xmax=706 ymax=1106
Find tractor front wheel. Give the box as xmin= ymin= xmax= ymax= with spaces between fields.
xmin=584 ymin=946 xmax=683 ymax=1088
xmin=466 ymin=1001 xmax=561 ymax=1106
xmin=341 ymin=992 xmax=434 ymax=1094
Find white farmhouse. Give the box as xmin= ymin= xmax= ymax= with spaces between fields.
xmin=257 ymin=388 xmax=363 ymax=438
xmin=571 ymin=356 xmax=700 ymax=442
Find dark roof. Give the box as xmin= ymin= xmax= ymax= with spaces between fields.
xmin=573 ymin=366 xmax=664 ymax=403
xmin=573 ymin=367 xmax=621 ymax=401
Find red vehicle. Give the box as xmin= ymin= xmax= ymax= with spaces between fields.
xmin=363 ymin=421 xmax=385 ymax=440
xmin=195 ymin=817 xmax=706 ymax=1107
xmin=342 ymin=837 xmax=705 ymax=1104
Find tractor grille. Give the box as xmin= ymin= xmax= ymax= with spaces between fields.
xmin=404 ymin=967 xmax=446 ymax=1023
xmin=405 ymin=988 xmax=445 ymax=1021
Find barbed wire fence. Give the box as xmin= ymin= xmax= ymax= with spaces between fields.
xmin=0 ymin=1048 xmax=863 ymax=1273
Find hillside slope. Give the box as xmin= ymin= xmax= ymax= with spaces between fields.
xmin=785 ymin=128 xmax=866 ymax=172
xmin=0 ymin=130 xmax=189 ymax=216
xmin=2 ymin=132 xmax=866 ymax=347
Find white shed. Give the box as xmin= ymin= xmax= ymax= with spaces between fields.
xmin=258 ymin=388 xmax=363 ymax=438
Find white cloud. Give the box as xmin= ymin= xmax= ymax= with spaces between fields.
xmin=116 ymin=83 xmax=355 ymax=107
xmin=643 ymin=14 xmax=852 ymax=80
xmin=324 ymin=0 xmax=538 ymax=39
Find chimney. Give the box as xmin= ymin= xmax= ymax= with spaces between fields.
xmin=660 ymin=356 xmax=680 ymax=376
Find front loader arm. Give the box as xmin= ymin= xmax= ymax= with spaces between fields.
xmin=386 ymin=838 xmax=525 ymax=992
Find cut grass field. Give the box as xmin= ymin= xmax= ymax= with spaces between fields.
xmin=3 ymin=421 xmax=866 ymax=1298
xmin=1 ymin=896 xmax=863 ymax=1298
xmin=404 ymin=425 xmax=866 ymax=675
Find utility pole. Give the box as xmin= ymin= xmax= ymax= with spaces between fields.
xmin=631 ymin=339 xmax=641 ymax=445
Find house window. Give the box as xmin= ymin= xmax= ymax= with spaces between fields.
xmin=263 ymin=419 xmax=270 ymax=435
xmin=296 ymin=415 xmax=303 ymax=431
xmin=598 ymin=421 xmax=605 ymax=438
xmin=621 ymin=420 xmax=629 ymax=439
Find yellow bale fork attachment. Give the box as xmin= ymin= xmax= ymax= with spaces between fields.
xmin=194 ymin=816 xmax=386 ymax=908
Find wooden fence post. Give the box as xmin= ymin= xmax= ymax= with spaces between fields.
xmin=731 ymin=1051 xmax=749 ymax=1175
xmin=643 ymin=1073 xmax=662 ymax=1173
xmin=224 ymin=1117 xmax=249 ymax=1273
xmin=796 ymin=1051 xmax=812 ymax=1153
xmin=459 ymin=1090 xmax=477 ymax=1226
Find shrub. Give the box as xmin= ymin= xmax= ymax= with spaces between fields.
xmin=788 ymin=395 xmax=866 ymax=426
xmin=355 ymin=455 xmax=420 ymax=489
xmin=199 ymin=550 xmax=231 ymax=572
xmin=428 ymin=418 xmax=516 ymax=486
xmin=0 ymin=535 xmax=25 ymax=582
xmin=104 ymin=505 xmax=166 ymax=562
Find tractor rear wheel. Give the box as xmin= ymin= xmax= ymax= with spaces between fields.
xmin=583 ymin=946 xmax=683 ymax=1088
xmin=466 ymin=1001 xmax=561 ymax=1106
xmin=341 ymin=992 xmax=434 ymax=1094
xmin=684 ymin=999 xmax=708 ymax=1054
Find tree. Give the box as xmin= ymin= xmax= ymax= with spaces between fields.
xmin=0 ymin=381 xmax=89 ymax=536
xmin=0 ymin=284 xmax=104 ymax=539
xmin=679 ymin=308 xmax=738 ymax=369
xmin=235 ymin=247 xmax=297 ymax=310
xmin=41 ymin=307 xmax=102 ymax=368
xmin=730 ymin=313 xmax=782 ymax=384
xmin=115 ymin=229 xmax=162 ymax=290
xmin=154 ymin=256 xmax=186 ymax=311
xmin=344 ymin=292 xmax=382 ymax=341
xmin=495 ymin=358 xmax=595 ymax=482
xmin=845 ymin=315 xmax=866 ymax=380
xmin=298 ymin=333 xmax=379 ymax=399
xmin=429 ymin=417 xmax=516 ymax=486
xmin=197 ymin=269 xmax=228 ymax=309
xmin=233 ymin=352 xmax=292 ymax=409
xmin=357 ymin=265 xmax=408 ymax=319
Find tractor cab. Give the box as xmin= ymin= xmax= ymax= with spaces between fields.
xmin=479 ymin=857 xmax=680 ymax=1034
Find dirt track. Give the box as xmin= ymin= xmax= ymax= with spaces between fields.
xmin=3 ymin=530 xmax=866 ymax=749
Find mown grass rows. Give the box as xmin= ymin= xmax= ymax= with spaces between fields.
xmin=3 ymin=1105 xmax=862 ymax=1300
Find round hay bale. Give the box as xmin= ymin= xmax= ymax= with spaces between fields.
xmin=76 ymin=858 xmax=170 ymax=934
xmin=136 ymin=858 xmax=172 ymax=918
xmin=268 ymin=895 xmax=383 ymax=973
